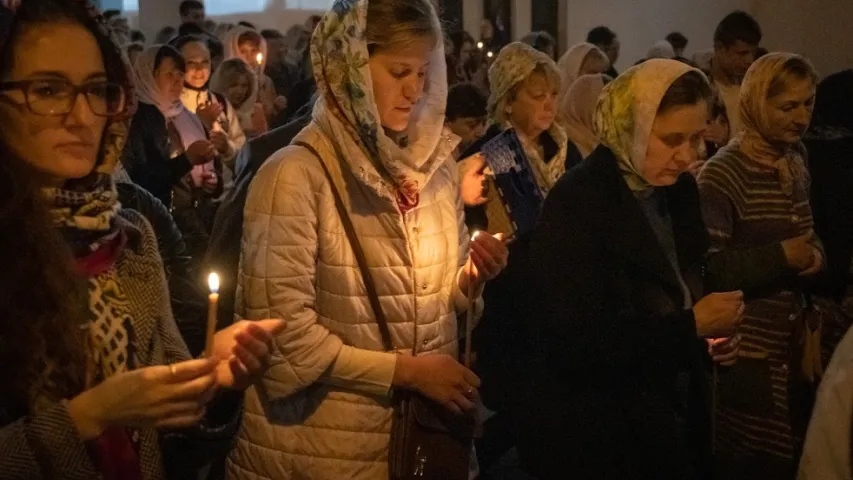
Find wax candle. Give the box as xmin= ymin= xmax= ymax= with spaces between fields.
xmin=205 ymin=272 xmax=220 ymax=358
xmin=464 ymin=231 xmax=480 ymax=368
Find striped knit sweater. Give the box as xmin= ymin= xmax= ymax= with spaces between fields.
xmin=697 ymin=143 xmax=821 ymax=463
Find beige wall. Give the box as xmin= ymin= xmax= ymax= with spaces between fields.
xmin=752 ymin=0 xmax=853 ymax=77
xmin=562 ymin=0 xmax=750 ymax=71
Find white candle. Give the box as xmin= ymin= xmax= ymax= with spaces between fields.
xmin=205 ymin=273 xmax=220 ymax=358
xmin=464 ymin=231 xmax=481 ymax=368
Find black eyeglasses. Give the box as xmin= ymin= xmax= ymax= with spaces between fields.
xmin=0 ymin=79 xmax=126 ymax=117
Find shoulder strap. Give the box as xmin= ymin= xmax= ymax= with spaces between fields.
xmin=292 ymin=141 xmax=395 ymax=352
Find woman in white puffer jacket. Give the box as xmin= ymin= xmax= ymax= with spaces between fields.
xmin=226 ymin=0 xmax=509 ymax=478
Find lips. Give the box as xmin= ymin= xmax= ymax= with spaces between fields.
xmin=56 ymin=141 xmax=94 ymax=156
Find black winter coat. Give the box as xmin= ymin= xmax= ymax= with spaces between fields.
xmin=517 ymin=147 xmax=712 ymax=480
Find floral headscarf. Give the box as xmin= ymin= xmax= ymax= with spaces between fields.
xmin=737 ymin=52 xmax=818 ymax=196
xmin=560 ymin=73 xmax=607 ymax=158
xmin=594 ymin=58 xmax=705 ymax=192
xmin=557 ymin=42 xmax=607 ymax=93
xmin=310 ymin=0 xmax=453 ymax=205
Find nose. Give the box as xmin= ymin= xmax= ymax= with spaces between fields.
xmin=65 ymin=91 xmax=96 ymax=127
xmin=672 ymin=142 xmax=695 ymax=168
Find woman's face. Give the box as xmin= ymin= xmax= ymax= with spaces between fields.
xmin=507 ymin=72 xmax=558 ymax=138
xmin=765 ymin=77 xmax=816 ymax=145
xmin=226 ymin=74 xmax=251 ymax=107
xmin=580 ymin=52 xmax=609 ymax=76
xmin=459 ymin=41 xmax=476 ymax=65
xmin=155 ymin=56 xmax=184 ymax=103
xmin=182 ymin=41 xmax=212 ymax=89
xmin=0 ymin=23 xmax=109 ymax=184
xmin=643 ymin=101 xmax=709 ymax=186
xmin=368 ymin=38 xmax=433 ymax=132
xmin=238 ymin=40 xmax=261 ymax=67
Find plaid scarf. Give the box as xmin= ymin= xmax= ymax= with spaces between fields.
xmin=43 ymin=174 xmax=136 ymax=379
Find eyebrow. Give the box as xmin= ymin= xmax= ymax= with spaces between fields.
xmin=25 ymin=71 xmax=108 ymax=81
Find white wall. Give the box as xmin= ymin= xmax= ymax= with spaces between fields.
xmin=752 ymin=0 xmax=853 ymax=78
xmin=563 ymin=0 xmax=750 ymax=71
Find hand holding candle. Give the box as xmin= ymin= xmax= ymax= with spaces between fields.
xmin=462 ymin=231 xmax=509 ymax=291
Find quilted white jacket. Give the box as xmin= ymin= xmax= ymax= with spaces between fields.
xmin=225 ymin=119 xmax=481 ymax=479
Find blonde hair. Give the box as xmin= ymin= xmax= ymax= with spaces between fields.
xmin=492 ymin=64 xmax=561 ymax=125
xmin=209 ymin=58 xmax=256 ymax=107
xmin=365 ymin=0 xmax=441 ymax=54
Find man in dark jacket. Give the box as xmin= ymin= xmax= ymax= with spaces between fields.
xmin=204 ymin=102 xmax=314 ymax=328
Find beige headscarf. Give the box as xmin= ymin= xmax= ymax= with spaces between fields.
xmin=594 ymin=59 xmax=707 ymax=191
xmin=559 ymin=73 xmax=607 ymax=158
xmin=487 ymin=42 xmax=569 ymax=191
xmin=736 ymin=52 xmax=817 ymax=196
xmin=557 ymin=43 xmax=607 ymax=94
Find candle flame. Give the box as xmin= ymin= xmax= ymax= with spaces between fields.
xmin=477 ymin=41 xmax=484 ymax=50
xmin=486 ymin=51 xmax=494 ymax=58
xmin=208 ymin=272 xmax=220 ymax=293
xmin=471 ymin=230 xmax=481 ymax=241
xmin=256 ymin=52 xmax=263 ymax=65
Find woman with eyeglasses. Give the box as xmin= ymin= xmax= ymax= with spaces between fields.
xmin=0 ymin=1 xmax=284 ymax=478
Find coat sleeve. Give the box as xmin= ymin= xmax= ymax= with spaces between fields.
xmin=239 ymin=149 xmax=397 ymax=400
xmin=697 ymin=163 xmax=790 ymax=292
xmin=0 ymin=402 xmax=100 ymax=479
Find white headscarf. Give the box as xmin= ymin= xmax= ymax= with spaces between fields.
xmin=134 ymin=45 xmax=210 ymax=185
xmin=557 ymin=43 xmax=607 ymax=93
xmin=560 ymin=73 xmax=607 ymax=158
xmin=221 ymin=25 xmax=268 ymax=71
xmin=647 ymin=41 xmax=676 ymax=60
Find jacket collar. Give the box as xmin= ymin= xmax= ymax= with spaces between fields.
xmin=584 ymin=146 xmax=708 ymax=298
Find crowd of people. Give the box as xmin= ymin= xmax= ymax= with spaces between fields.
xmin=1 ymin=0 xmax=853 ymax=479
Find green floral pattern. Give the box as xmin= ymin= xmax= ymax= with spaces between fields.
xmin=593 ymin=59 xmax=705 ymax=191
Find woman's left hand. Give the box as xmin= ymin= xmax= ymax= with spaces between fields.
xmin=799 ymin=247 xmax=824 ymax=277
xmin=708 ymin=334 xmax=742 ymax=366
xmin=210 ymin=319 xmax=287 ymax=391
xmin=462 ymin=232 xmax=509 ymax=291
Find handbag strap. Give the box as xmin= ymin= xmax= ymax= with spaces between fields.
xmin=293 ymin=141 xmax=395 ymax=353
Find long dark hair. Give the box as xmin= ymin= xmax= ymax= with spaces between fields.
xmin=0 ymin=0 xmax=127 ymax=409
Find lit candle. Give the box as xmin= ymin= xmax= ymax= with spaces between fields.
xmin=256 ymin=52 xmax=264 ymax=66
xmin=477 ymin=41 xmax=484 ymax=50
xmin=486 ymin=51 xmax=494 ymax=59
xmin=464 ymin=231 xmax=481 ymax=368
xmin=205 ymin=273 xmax=220 ymax=358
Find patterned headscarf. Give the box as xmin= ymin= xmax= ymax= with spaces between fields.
xmin=556 ymin=42 xmax=607 ymax=93
xmin=737 ymin=52 xmax=818 ymax=196
xmin=487 ymin=41 xmax=569 ymax=191
xmin=594 ymin=58 xmax=706 ymax=192
xmin=310 ymin=0 xmax=453 ymax=206
xmin=0 ymin=0 xmax=139 ymax=381
xmin=559 ymin=73 xmax=607 ymax=158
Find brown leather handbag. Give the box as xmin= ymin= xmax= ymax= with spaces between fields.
xmin=294 ymin=141 xmax=474 ymax=480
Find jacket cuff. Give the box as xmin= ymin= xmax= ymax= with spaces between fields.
xmin=325 ymin=345 xmax=397 ymax=397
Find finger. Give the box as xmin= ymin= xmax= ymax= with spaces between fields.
xmin=156 ymin=400 xmax=209 ymax=418
xmin=154 ymin=407 xmax=206 ymax=430
xmin=471 ymin=241 xmax=500 ymax=275
xmin=443 ymin=400 xmax=463 ymax=416
xmin=164 ymin=358 xmax=218 ymax=384
xmin=451 ymin=392 xmax=476 ymax=413
xmin=169 ymin=371 xmax=217 ymax=401
xmin=234 ymin=343 xmax=263 ymax=373
xmin=473 ymin=232 xmax=509 ymax=260
xmin=461 ymin=368 xmax=481 ymax=389
xmin=235 ymin=327 xmax=271 ymax=360
xmin=229 ymin=355 xmax=252 ymax=381
xmin=254 ymin=319 xmax=287 ymax=338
